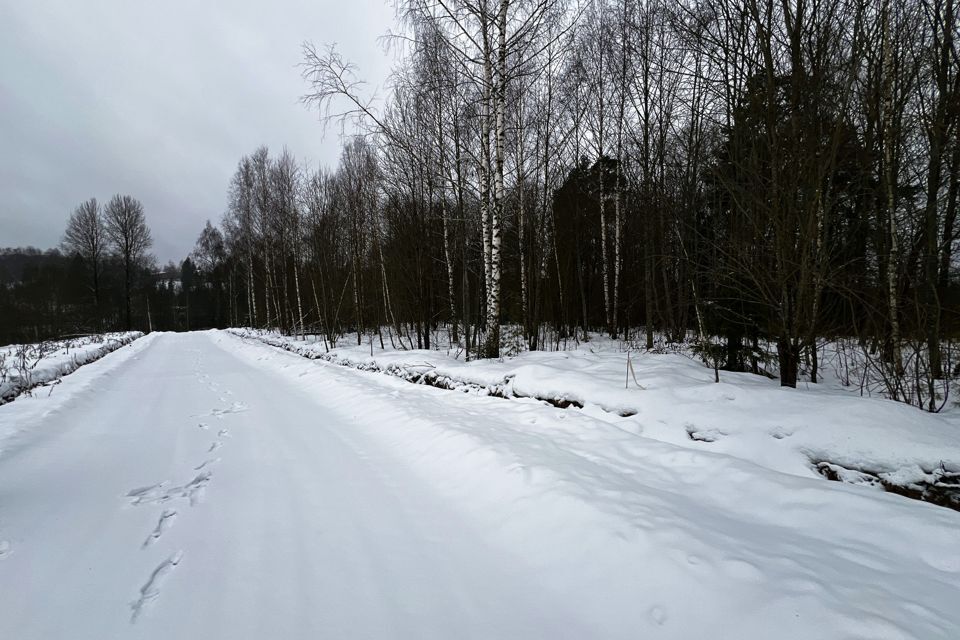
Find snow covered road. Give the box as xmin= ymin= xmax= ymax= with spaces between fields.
xmin=0 ymin=331 xmax=958 ymax=639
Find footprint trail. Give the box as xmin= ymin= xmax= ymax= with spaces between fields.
xmin=141 ymin=509 xmax=177 ymax=549
xmin=130 ymin=551 xmax=184 ymax=623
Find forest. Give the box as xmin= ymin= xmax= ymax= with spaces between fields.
xmin=4 ymin=0 xmax=958 ymax=409
xmin=0 ymin=194 xmax=189 ymax=344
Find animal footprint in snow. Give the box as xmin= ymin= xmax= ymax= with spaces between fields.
xmin=769 ymin=426 xmax=793 ymax=439
xmin=217 ymin=429 xmax=229 ymax=438
xmin=0 ymin=540 xmax=10 ymax=559
xmin=197 ymin=422 xmax=209 ymax=430
xmin=127 ymin=471 xmax=211 ymax=508
xmin=205 ymin=402 xmax=248 ymax=419
xmin=648 ymin=605 xmax=667 ymax=626
xmin=685 ymin=424 xmax=725 ymax=443
xmin=208 ymin=441 xmax=222 ymax=453
xmin=194 ymin=458 xmax=220 ymax=471
xmin=142 ymin=510 xmax=177 ymax=549
xmin=181 ymin=471 xmax=212 ymax=506
xmin=127 ymin=482 xmax=170 ymax=506
xmin=130 ymin=551 xmax=183 ymax=622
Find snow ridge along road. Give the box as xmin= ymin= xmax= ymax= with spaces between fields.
xmin=0 ymin=331 xmax=957 ymax=639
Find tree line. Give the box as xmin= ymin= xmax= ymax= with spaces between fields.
xmin=0 ymin=194 xmax=168 ymax=343
xmin=189 ymin=0 xmax=957 ymax=407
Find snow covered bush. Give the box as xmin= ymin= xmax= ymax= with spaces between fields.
xmin=0 ymin=332 xmax=143 ymax=404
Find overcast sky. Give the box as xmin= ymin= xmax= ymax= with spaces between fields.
xmin=0 ymin=0 xmax=395 ymax=263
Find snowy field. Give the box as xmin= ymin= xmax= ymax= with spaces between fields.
xmin=0 ymin=330 xmax=957 ymax=639
xmin=0 ymin=332 xmax=142 ymax=405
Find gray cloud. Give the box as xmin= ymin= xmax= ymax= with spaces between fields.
xmin=0 ymin=0 xmax=394 ymax=263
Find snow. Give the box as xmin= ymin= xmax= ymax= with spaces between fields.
xmin=0 ymin=330 xmax=957 ymax=639
xmin=230 ymin=329 xmax=960 ymax=497
xmin=0 ymin=332 xmax=143 ymax=404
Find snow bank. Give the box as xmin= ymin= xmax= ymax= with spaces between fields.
xmin=0 ymin=332 xmax=143 ymax=404
xmin=230 ymin=328 xmax=960 ymax=510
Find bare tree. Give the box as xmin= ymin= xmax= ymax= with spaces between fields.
xmin=104 ymin=194 xmax=152 ymax=330
xmin=206 ymin=0 xmax=954 ymax=410
xmin=62 ymin=197 xmax=106 ymax=314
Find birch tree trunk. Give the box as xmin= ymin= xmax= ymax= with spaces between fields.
xmin=436 ymin=89 xmax=459 ymax=344
xmin=483 ymin=3 xmax=509 ymax=358
xmin=480 ymin=17 xmax=494 ymax=341
xmin=881 ymin=1 xmax=903 ymax=379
